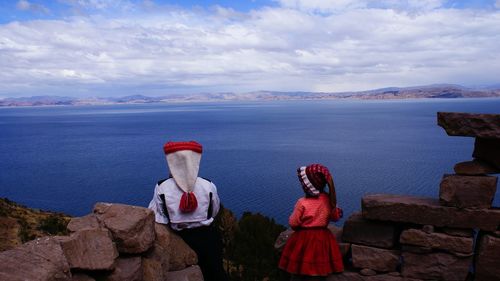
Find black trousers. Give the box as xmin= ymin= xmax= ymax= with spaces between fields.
xmin=176 ymin=225 xmax=229 ymax=281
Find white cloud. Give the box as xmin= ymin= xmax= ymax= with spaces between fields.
xmin=277 ymin=0 xmax=366 ymax=13
xmin=16 ymin=0 xmax=50 ymax=14
xmin=16 ymin=0 xmax=30 ymax=10
xmin=1 ymin=2 xmax=500 ymax=97
xmin=59 ymin=0 xmax=124 ymax=10
xmin=276 ymin=0 xmax=445 ymax=13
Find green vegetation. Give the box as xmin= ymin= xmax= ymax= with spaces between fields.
xmin=215 ymin=206 xmax=288 ymax=281
xmin=18 ymin=219 xmax=35 ymax=243
xmin=0 ymin=197 xmax=70 ymax=249
xmin=37 ymin=214 xmax=69 ymax=235
xmin=0 ymin=198 xmax=13 ymax=217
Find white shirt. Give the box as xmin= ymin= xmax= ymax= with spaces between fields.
xmin=148 ymin=177 xmax=220 ymax=231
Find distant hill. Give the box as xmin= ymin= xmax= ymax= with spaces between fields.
xmin=1 ymin=84 xmax=500 ymax=106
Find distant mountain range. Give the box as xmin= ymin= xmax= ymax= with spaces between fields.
xmin=1 ymin=84 xmax=500 ymax=107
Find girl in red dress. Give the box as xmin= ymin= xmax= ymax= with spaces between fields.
xmin=279 ymin=164 xmax=344 ymax=279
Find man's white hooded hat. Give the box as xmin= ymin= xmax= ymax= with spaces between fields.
xmin=163 ymin=141 xmax=202 ymax=213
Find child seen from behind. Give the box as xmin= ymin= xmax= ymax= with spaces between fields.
xmin=279 ymin=164 xmax=344 ymax=280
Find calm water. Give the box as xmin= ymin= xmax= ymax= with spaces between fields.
xmin=1 ymin=99 xmax=499 ymax=225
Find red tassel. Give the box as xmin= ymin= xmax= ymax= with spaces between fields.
xmin=179 ymin=192 xmax=198 ymax=213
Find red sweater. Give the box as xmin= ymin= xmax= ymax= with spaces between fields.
xmin=289 ymin=193 xmax=336 ymax=228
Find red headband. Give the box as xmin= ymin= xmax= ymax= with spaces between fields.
xmin=163 ymin=141 xmax=203 ymax=154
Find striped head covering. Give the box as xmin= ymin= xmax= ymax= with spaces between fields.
xmin=297 ymin=164 xmax=333 ymax=197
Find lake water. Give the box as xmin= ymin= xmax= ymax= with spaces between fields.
xmin=1 ymin=99 xmax=499 ymax=225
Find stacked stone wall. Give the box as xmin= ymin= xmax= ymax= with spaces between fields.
xmin=277 ymin=112 xmax=500 ymax=281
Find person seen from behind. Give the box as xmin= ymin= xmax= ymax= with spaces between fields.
xmin=279 ymin=164 xmax=344 ymax=280
xmin=149 ymin=141 xmax=229 ymax=281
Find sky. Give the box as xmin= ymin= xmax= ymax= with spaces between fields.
xmin=0 ymin=0 xmax=499 ymax=98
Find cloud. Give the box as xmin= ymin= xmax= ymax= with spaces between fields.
xmin=496 ymin=0 xmax=500 ymax=9
xmin=59 ymin=0 xmax=124 ymax=10
xmin=275 ymin=0 xmax=445 ymax=13
xmin=16 ymin=0 xmax=30 ymax=10
xmin=276 ymin=0 xmax=366 ymax=13
xmin=16 ymin=0 xmax=50 ymax=14
xmin=1 ymin=2 xmax=500 ymax=97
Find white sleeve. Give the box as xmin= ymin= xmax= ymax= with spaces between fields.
xmin=210 ymin=182 xmax=221 ymax=218
xmin=148 ymin=184 xmax=170 ymax=224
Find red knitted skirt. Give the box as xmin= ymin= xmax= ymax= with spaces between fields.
xmin=279 ymin=228 xmax=344 ymax=276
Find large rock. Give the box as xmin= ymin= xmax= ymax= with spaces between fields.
xmin=351 ymin=244 xmax=400 ymax=272
xmin=343 ymin=212 xmax=396 ymax=248
xmin=325 ymin=271 xmax=411 ymax=281
xmin=154 ymin=222 xmax=172 ymax=247
xmin=475 ymin=234 xmax=500 ymax=281
xmin=362 ymin=194 xmax=500 ymax=231
xmin=59 ymin=228 xmax=118 ymax=271
xmin=401 ymin=245 xmax=432 ymax=254
xmin=166 ymin=265 xmax=204 ymax=281
xmin=401 ymin=252 xmax=471 ymax=280
xmin=360 ymin=268 xmax=377 ymax=276
xmin=473 ymin=138 xmax=500 ymax=169
xmin=326 ymin=271 xmax=419 ymax=281
xmin=71 ymin=274 xmax=95 ymax=281
xmin=168 ymin=228 xmax=199 ymax=271
xmin=143 ymin=244 xmax=168 ymax=281
xmin=326 ymin=271 xmax=366 ymax=281
xmin=67 ymin=214 xmax=100 ymax=232
xmin=93 ymin=203 xmax=155 ymax=254
xmin=0 ymin=237 xmax=71 ymax=281
xmin=439 ymin=174 xmax=497 ymax=208
xmin=441 ymin=227 xmax=473 ymax=238
xmin=153 ymin=223 xmax=197 ymax=271
xmin=437 ymin=112 xmax=500 ymax=139
xmin=105 ymin=256 xmax=142 ymax=281
xmin=454 ymin=160 xmax=499 ymax=175
xmin=399 ymin=228 xmax=473 ymax=255
xmin=320 ymin=271 xmax=421 ymax=281
xmin=142 ymin=224 xmax=172 ymax=281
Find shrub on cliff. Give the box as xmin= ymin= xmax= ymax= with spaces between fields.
xmin=0 ymin=198 xmax=70 ymax=250
xmin=215 ymin=208 xmax=287 ymax=281
xmin=37 ymin=214 xmax=69 ymax=235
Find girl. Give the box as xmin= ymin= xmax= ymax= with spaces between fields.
xmin=279 ymin=164 xmax=344 ymax=279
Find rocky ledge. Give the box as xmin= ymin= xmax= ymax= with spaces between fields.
xmin=0 ymin=203 xmax=203 ymax=281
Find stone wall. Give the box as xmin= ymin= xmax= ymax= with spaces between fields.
xmin=0 ymin=203 xmax=204 ymax=281
xmin=276 ymin=112 xmax=500 ymax=281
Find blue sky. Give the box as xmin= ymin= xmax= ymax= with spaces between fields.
xmin=1 ymin=0 xmax=498 ymax=22
xmin=0 ymin=0 xmax=279 ymax=23
xmin=1 ymin=0 xmax=499 ymax=97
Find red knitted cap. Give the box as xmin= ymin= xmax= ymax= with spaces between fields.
xmin=298 ymin=164 xmax=332 ymax=197
xmin=163 ymin=141 xmax=203 ymax=154
xmin=305 ymin=164 xmax=332 ymax=189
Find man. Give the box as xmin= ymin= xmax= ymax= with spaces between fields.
xmin=149 ymin=141 xmax=228 ymax=281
